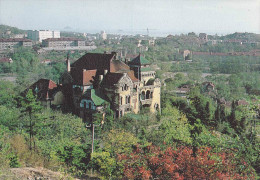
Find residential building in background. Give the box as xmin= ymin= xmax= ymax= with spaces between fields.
xmin=27 ymin=30 xmax=60 ymax=42
xmin=0 ymin=38 xmax=32 ymax=50
xmin=199 ymin=33 xmax=208 ymax=42
xmin=101 ymin=31 xmax=107 ymax=40
xmin=42 ymin=38 xmax=85 ymax=48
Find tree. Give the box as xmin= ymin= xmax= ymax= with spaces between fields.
xmin=19 ymin=89 xmax=42 ymax=150
xmin=190 ymin=119 xmax=203 ymax=157
xmin=229 ymin=101 xmax=238 ymax=132
xmin=102 ymin=129 xmax=139 ymax=156
xmin=0 ymin=80 xmax=16 ymax=107
xmin=157 ymin=103 xmax=192 ymax=145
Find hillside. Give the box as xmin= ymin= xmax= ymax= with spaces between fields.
xmin=0 ymin=24 xmax=26 ymax=37
xmin=222 ymin=32 xmax=260 ymax=41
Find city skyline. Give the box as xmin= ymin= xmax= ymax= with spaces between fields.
xmin=0 ymin=0 xmax=259 ymax=36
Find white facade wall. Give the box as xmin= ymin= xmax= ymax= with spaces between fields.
xmin=28 ymin=30 xmax=60 ymax=42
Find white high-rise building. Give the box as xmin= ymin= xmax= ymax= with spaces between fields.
xmin=27 ymin=30 xmax=60 ymax=42
xmin=101 ymin=31 xmax=107 ymax=40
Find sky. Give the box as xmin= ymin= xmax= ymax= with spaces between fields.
xmin=0 ymin=0 xmax=259 ymax=36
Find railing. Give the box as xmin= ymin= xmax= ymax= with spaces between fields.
xmin=140 ymin=99 xmax=152 ymax=105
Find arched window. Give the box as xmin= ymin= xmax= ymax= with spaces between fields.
xmin=146 ymin=90 xmax=151 ymax=99
xmin=120 ymin=97 xmax=123 ymax=105
xmin=141 ymin=91 xmax=145 ymax=100
xmin=124 ymin=84 xmax=128 ymax=90
xmin=89 ymin=102 xmax=92 ymax=109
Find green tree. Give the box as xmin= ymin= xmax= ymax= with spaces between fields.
xmin=0 ymin=80 xmax=16 ymax=107
xmin=102 ymin=129 xmax=139 ymax=156
xmin=19 ymin=89 xmax=42 ymax=150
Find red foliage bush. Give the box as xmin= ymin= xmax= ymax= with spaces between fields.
xmin=118 ymin=145 xmax=255 ymax=180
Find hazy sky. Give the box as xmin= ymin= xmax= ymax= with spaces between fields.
xmin=0 ymin=0 xmax=259 ymax=35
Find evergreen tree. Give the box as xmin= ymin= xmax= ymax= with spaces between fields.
xmin=20 ymin=89 xmax=42 ymax=150
xmin=229 ymin=100 xmax=238 ymax=131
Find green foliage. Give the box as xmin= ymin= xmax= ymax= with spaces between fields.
xmin=0 ymin=106 xmax=20 ymax=131
xmin=0 ymin=125 xmax=12 ymax=169
xmin=7 ymin=153 xmax=20 ymax=168
xmin=19 ymin=89 xmax=42 ymax=148
xmin=102 ymin=129 xmax=139 ymax=156
xmin=90 ymin=152 xmax=118 ymax=179
xmin=0 ymin=80 xmax=16 ymax=107
xmin=57 ymin=143 xmax=89 ymax=173
xmin=159 ymin=104 xmax=192 ymax=145
xmin=0 ymin=24 xmax=25 ymax=37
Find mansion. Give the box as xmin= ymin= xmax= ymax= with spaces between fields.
xmin=27 ymin=52 xmax=161 ymax=120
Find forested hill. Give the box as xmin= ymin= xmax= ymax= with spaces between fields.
xmin=221 ymin=32 xmax=260 ymax=41
xmin=0 ymin=24 xmax=26 ymax=35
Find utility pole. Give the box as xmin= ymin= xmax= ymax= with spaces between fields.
xmin=86 ymin=113 xmax=105 ymax=153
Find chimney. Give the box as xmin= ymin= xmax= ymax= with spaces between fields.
xmin=83 ymin=69 xmax=86 ymax=84
xmin=104 ymin=69 xmax=108 ymax=75
xmin=111 ymin=51 xmax=117 ymax=60
xmin=66 ymin=52 xmax=70 ymax=72
xmin=99 ymin=75 xmax=103 ymax=81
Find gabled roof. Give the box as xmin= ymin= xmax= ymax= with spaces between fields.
xmin=129 ymin=54 xmax=150 ymax=65
xmin=28 ymin=79 xmax=57 ymax=100
xmin=110 ymin=60 xmax=130 ymax=73
xmin=71 ymin=53 xmax=114 ymax=71
xmin=71 ymin=69 xmax=97 ymax=86
xmin=102 ymin=73 xmax=124 ymax=87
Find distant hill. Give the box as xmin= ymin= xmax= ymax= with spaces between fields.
xmin=221 ymin=32 xmax=260 ymax=42
xmin=0 ymin=24 xmax=26 ymax=37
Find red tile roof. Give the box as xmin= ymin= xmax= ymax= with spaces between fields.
xmin=83 ymin=70 xmax=97 ymax=86
xmin=28 ymin=79 xmax=57 ymax=100
xmin=71 ymin=69 xmax=97 ymax=86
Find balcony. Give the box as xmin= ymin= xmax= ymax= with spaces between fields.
xmin=140 ymin=99 xmax=152 ymax=105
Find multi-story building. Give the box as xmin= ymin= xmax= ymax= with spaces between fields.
xmin=27 ymin=30 xmax=60 ymax=42
xmin=100 ymin=31 xmax=107 ymax=40
xmin=199 ymin=33 xmax=208 ymax=42
xmin=61 ymin=52 xmax=161 ymax=121
xmin=0 ymin=38 xmax=32 ymax=50
xmin=42 ymin=38 xmax=85 ymax=48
